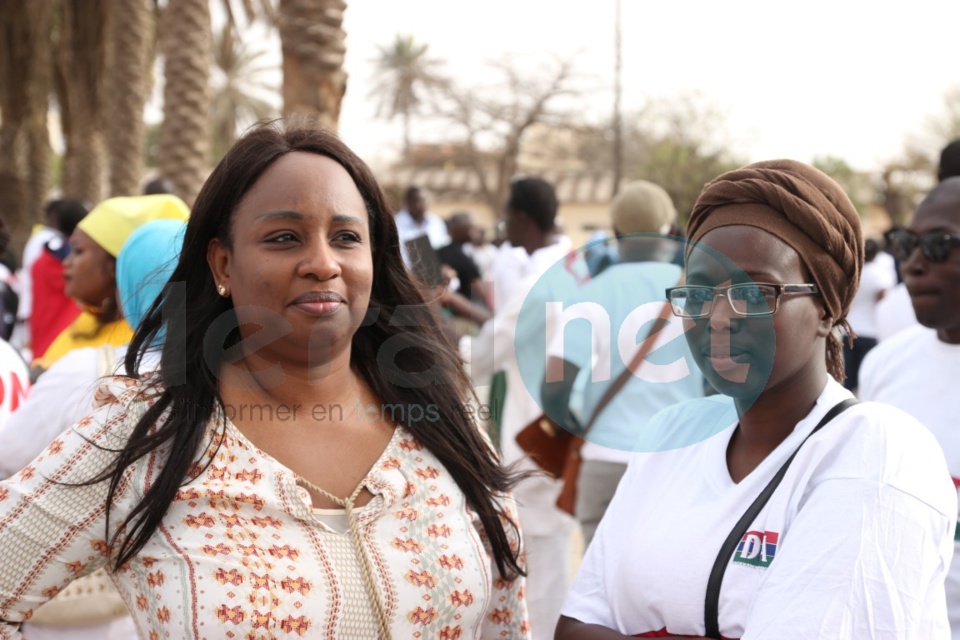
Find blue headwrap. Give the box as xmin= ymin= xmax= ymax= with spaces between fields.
xmin=116 ymin=219 xmax=185 ymax=343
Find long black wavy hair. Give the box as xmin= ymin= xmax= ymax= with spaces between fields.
xmin=101 ymin=121 xmax=524 ymax=579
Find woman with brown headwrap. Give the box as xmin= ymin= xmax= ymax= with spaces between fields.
xmin=556 ymin=160 xmax=956 ymax=639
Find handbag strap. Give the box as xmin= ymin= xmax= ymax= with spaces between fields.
xmin=703 ymin=397 xmax=860 ymax=639
xmin=583 ymin=274 xmax=684 ymax=432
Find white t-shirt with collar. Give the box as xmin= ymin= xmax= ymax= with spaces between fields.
xmin=563 ymin=379 xmax=956 ymax=639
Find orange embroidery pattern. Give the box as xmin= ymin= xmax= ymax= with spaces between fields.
xmin=407 ymin=606 xmax=438 ymax=625
xmin=0 ymin=376 xmax=530 ymax=639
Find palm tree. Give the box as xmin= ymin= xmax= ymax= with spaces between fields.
xmin=277 ymin=0 xmax=347 ymax=131
xmin=370 ymin=34 xmax=442 ymax=156
xmin=157 ymin=0 xmax=212 ymax=205
xmin=0 ymin=0 xmax=53 ymax=252
xmin=105 ymin=0 xmax=152 ymax=197
xmin=23 ymin=2 xmax=53 ymax=232
xmin=55 ymin=0 xmax=109 ymax=205
xmin=210 ymin=22 xmax=279 ymax=162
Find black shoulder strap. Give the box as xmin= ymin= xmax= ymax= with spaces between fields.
xmin=703 ymin=397 xmax=860 ymax=639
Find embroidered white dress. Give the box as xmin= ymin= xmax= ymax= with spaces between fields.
xmin=0 ymin=376 xmax=529 ymax=640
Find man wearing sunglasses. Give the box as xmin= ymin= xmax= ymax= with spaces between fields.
xmin=876 ymin=140 xmax=960 ymax=341
xmin=860 ymin=176 xmax=960 ymax=639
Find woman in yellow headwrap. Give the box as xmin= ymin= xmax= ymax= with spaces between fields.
xmin=30 ymin=194 xmax=189 ymax=378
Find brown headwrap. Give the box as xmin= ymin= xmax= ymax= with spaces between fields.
xmin=686 ymin=159 xmax=864 ymax=382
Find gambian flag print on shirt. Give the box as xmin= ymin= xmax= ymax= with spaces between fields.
xmin=732 ymin=530 xmax=779 ymax=568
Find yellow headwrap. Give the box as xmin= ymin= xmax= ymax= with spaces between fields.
xmin=77 ymin=194 xmax=189 ymax=257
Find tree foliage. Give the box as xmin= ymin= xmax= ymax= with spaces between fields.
xmin=876 ymin=86 xmax=960 ymax=227
xmin=370 ymin=34 xmax=443 ymax=156
xmin=812 ymin=155 xmax=868 ymax=217
xmin=429 ymin=55 xmax=579 ymax=216
xmin=626 ymin=96 xmax=743 ymax=224
xmin=523 ymin=94 xmax=743 ymax=224
xmin=210 ymin=22 xmax=279 ymax=163
xmin=0 ymin=0 xmax=353 ymax=248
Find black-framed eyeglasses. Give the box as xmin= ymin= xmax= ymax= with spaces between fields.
xmin=885 ymin=228 xmax=960 ymax=263
xmin=665 ymin=283 xmax=819 ymax=319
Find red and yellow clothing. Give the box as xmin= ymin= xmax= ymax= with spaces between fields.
xmin=28 ymin=249 xmax=80 ymax=360
xmin=31 ymin=313 xmax=133 ymax=373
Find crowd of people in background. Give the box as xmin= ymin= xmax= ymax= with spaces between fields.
xmin=0 ymin=125 xmax=957 ymax=639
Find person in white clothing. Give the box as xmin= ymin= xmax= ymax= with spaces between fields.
xmin=860 ymin=177 xmax=960 ymax=639
xmin=464 ymin=177 xmax=588 ymax=640
xmin=557 ymin=160 xmax=956 ymax=639
xmin=842 ymin=238 xmax=896 ymax=389
xmin=394 ymin=186 xmax=450 ymax=266
xmin=874 ymin=280 xmax=919 ymax=341
xmin=463 ymin=226 xmax=501 ymax=311
xmin=541 ymin=181 xmax=703 ymax=547
xmin=463 ymin=224 xmax=500 ymax=279
xmin=874 ymin=141 xmax=960 ymax=344
xmin=486 ymin=239 xmax=531 ymax=312
xmin=0 ymin=339 xmax=29 ymax=430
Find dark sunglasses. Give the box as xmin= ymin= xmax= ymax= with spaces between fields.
xmin=885 ymin=228 xmax=960 ymax=263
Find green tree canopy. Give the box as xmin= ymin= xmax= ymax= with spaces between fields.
xmin=210 ymin=22 xmax=279 ymax=163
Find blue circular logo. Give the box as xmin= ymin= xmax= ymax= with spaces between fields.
xmin=514 ymin=233 xmax=775 ymax=452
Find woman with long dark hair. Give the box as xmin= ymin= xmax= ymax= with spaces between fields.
xmin=0 ymin=122 xmax=528 ymax=639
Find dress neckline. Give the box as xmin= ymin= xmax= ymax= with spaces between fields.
xmin=218 ymin=407 xmax=404 ymax=503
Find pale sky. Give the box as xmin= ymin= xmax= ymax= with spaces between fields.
xmin=335 ymin=0 xmax=960 ymax=172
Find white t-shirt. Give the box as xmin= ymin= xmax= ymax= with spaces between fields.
xmin=0 ymin=339 xmax=29 ymax=430
xmin=394 ymin=209 xmax=450 ymax=267
xmin=463 ymin=242 xmax=499 ymax=278
xmin=860 ymin=324 xmax=960 ymax=638
xmin=462 ymin=240 xmax=588 ymax=535
xmin=16 ymin=227 xmax=58 ymax=322
xmin=563 ymin=379 xmax=956 ymax=639
xmin=846 ymin=253 xmax=897 ymax=338
xmin=0 ymin=345 xmax=160 ymax=479
xmin=486 ymin=241 xmax=530 ymax=312
xmin=546 ymin=262 xmax=703 ymax=464
xmin=875 ymin=282 xmax=919 ymax=342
